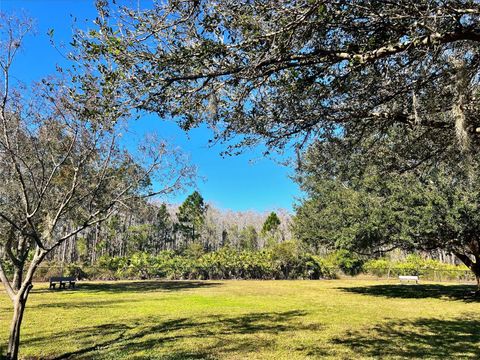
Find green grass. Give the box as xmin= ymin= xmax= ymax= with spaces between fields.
xmin=1 ymin=279 xmax=480 ymax=359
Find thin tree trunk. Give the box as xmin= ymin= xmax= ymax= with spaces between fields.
xmin=92 ymin=223 xmax=99 ymax=265
xmin=7 ymin=287 xmax=30 ymax=360
xmin=62 ymin=241 xmax=67 ymax=275
xmin=5 ymin=248 xmax=46 ymax=360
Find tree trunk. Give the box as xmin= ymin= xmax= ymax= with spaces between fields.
xmin=4 ymin=247 xmax=46 ymax=360
xmin=475 ymin=272 xmax=480 ymax=296
xmin=6 ymin=285 xmax=32 ymax=360
xmin=454 ymin=252 xmax=480 ymax=294
xmin=12 ymin=267 xmax=22 ymax=292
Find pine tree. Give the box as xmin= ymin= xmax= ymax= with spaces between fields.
xmin=176 ymin=191 xmax=208 ymax=245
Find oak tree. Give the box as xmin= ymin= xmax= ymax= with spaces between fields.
xmin=79 ymin=0 xmax=479 ymax=158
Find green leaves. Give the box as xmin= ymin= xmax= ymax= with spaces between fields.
xmin=93 ymin=247 xmax=338 ymax=280
xmin=294 ymin=141 xmax=480 ymax=277
xmin=75 ymin=0 xmax=480 ymax=156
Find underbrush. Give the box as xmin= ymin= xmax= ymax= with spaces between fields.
xmin=363 ymin=255 xmax=474 ymax=282
xmin=34 ymin=244 xmax=338 ymax=281
xmin=32 ymin=248 xmax=473 ymax=282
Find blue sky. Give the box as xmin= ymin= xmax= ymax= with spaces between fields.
xmin=0 ymin=0 xmax=302 ymax=212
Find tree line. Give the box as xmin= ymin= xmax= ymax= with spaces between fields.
xmin=39 ymin=191 xmax=291 ymax=266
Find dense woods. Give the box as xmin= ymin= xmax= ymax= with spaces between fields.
xmin=35 ymin=192 xmax=292 ymax=265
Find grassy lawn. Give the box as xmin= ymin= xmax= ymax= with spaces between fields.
xmin=1 ymin=279 xmax=480 ymax=359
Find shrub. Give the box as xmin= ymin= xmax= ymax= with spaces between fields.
xmin=328 ymin=250 xmax=364 ymax=276
xmin=363 ymin=258 xmax=390 ymax=277
xmin=63 ymin=247 xmax=339 ymax=281
xmin=32 ymin=250 xmax=470 ymax=282
xmin=65 ymin=263 xmax=89 ymax=280
xmin=363 ymin=256 xmax=471 ymax=281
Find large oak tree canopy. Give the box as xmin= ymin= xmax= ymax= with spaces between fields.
xmin=83 ymin=0 xmax=480 ymax=155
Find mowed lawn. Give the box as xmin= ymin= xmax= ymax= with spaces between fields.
xmin=1 ymin=280 xmax=480 ymax=359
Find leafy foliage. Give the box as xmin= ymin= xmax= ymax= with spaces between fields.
xmin=53 ymin=245 xmax=337 ymax=281
xmin=262 ymin=211 xmax=282 ymax=247
xmin=327 ymin=250 xmax=365 ymax=277
xmin=78 ymin=1 xmax=479 ymax=158
xmin=294 ymin=145 xmax=480 ymax=281
xmin=238 ymin=225 xmax=259 ymax=251
xmin=363 ymin=255 xmax=473 ymax=282
xmin=262 ymin=212 xmax=281 ymax=234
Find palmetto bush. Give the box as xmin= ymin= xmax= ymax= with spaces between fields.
xmin=82 ymin=244 xmax=338 ymax=280
xmin=32 ymin=250 xmax=471 ymax=282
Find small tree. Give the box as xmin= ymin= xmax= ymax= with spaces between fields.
xmin=0 ymin=17 xmax=194 ymax=359
xmin=262 ymin=212 xmax=281 ymax=234
xmin=262 ymin=212 xmax=282 ymax=247
xmin=176 ymin=191 xmax=207 ymax=246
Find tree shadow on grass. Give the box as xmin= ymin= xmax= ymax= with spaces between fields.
xmin=32 ymin=280 xmax=221 ymax=295
xmin=338 ymin=284 xmax=479 ymax=302
xmin=18 ymin=310 xmax=316 ymax=359
xmin=332 ymin=316 xmax=480 ymax=359
xmin=30 ymin=298 xmax=143 ymax=310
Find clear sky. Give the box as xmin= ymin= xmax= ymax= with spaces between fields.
xmin=0 ymin=0 xmax=302 ymax=212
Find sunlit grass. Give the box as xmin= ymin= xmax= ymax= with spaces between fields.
xmin=1 ymin=279 xmax=480 ymax=359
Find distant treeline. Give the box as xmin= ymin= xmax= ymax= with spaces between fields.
xmin=26 ymin=191 xmax=467 ymax=283
xmin=42 ymin=191 xmax=292 ymax=265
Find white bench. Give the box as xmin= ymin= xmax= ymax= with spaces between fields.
xmin=399 ymin=275 xmax=419 ymax=284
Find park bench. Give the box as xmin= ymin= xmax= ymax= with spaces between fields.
xmin=49 ymin=276 xmax=76 ymax=290
xmin=399 ymin=275 xmax=419 ymax=284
